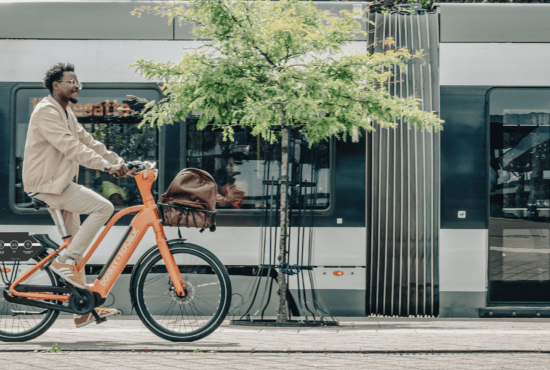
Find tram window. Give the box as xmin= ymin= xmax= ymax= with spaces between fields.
xmin=489 ymin=91 xmax=550 ymax=218
xmin=13 ymin=88 xmax=161 ymax=211
xmin=488 ymin=89 xmax=550 ymax=302
xmin=186 ymin=122 xmax=331 ymax=210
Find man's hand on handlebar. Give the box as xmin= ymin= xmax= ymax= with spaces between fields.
xmin=125 ymin=166 xmax=140 ymax=178
xmin=126 ymin=161 xmax=157 ymax=178
xmin=107 ymin=161 xmax=157 ymax=178
xmin=107 ymin=163 xmax=131 ymax=178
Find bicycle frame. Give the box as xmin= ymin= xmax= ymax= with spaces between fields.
xmin=8 ymin=169 xmax=186 ymax=302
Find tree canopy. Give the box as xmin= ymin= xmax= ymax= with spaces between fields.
xmin=131 ymin=0 xmax=443 ymax=144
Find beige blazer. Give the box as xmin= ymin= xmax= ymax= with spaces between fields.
xmin=23 ymin=95 xmax=123 ymax=195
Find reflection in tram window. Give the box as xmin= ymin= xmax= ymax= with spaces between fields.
xmin=186 ymin=123 xmax=331 ymax=210
xmin=491 ymin=111 xmax=550 ymax=219
xmin=14 ymin=89 xmax=160 ymax=209
xmin=488 ymin=89 xmax=550 ymax=303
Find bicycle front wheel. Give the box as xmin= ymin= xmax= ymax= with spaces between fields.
xmin=133 ymin=243 xmax=231 ymax=342
xmin=0 ymin=255 xmax=61 ymax=342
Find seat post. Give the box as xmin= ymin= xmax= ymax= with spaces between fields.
xmin=51 ymin=209 xmax=70 ymax=239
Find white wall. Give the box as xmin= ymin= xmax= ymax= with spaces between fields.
xmin=439 ymin=229 xmax=487 ymax=292
xmin=441 ymin=43 xmax=550 ymax=87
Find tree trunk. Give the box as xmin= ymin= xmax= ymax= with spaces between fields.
xmin=277 ymin=109 xmax=290 ymax=324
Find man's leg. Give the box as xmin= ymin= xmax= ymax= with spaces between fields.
xmin=35 ymin=191 xmax=81 ymax=277
xmin=36 ymin=184 xmax=121 ymax=326
xmin=55 ymin=183 xmax=114 ymax=261
xmin=39 ymin=183 xmax=114 ymax=288
xmin=48 ymin=209 xmax=85 ymax=282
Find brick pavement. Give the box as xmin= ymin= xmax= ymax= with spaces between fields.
xmin=2 ymin=318 xmax=550 ymax=369
xmin=2 ymin=352 xmax=550 ymax=370
xmin=3 ymin=317 xmax=550 ymax=352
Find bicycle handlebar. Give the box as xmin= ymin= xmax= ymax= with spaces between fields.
xmin=111 ymin=161 xmax=156 ymax=179
xmin=126 ymin=161 xmax=157 ymax=180
xmin=126 ymin=161 xmax=156 ymax=171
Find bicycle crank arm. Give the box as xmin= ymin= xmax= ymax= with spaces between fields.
xmin=11 ymin=309 xmax=48 ymax=316
xmin=3 ymin=289 xmax=80 ymax=314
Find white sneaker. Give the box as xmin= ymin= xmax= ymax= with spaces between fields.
xmin=50 ymin=258 xmax=86 ymax=289
xmin=74 ymin=308 xmax=122 ymax=328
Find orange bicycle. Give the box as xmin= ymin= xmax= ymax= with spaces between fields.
xmin=0 ymin=162 xmax=231 ymax=342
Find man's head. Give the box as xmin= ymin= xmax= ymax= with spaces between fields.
xmin=224 ymin=150 xmax=245 ymax=177
xmin=43 ymin=63 xmax=80 ymax=104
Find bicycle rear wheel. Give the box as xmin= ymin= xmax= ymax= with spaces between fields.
xmin=0 ymin=255 xmax=61 ymax=342
xmin=133 ymin=243 xmax=231 ymax=342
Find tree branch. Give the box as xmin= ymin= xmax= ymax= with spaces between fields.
xmin=215 ymin=0 xmax=278 ymax=68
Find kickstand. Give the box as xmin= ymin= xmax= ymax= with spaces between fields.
xmin=91 ymin=309 xmax=107 ymax=325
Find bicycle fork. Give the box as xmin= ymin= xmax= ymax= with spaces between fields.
xmin=153 ymin=223 xmax=186 ymax=298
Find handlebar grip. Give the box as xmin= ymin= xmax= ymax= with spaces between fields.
xmin=127 ymin=162 xmax=145 ymax=170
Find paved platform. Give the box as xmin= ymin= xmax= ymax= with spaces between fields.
xmin=2 ymin=317 xmax=550 ymax=352
xmin=2 ymin=317 xmax=550 ymax=369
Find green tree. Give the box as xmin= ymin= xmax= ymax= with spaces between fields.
xmin=368 ymin=0 xmax=436 ymax=15
xmin=131 ymin=0 xmax=443 ymax=323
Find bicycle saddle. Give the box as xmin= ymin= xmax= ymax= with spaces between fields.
xmin=31 ymin=198 xmax=49 ymax=211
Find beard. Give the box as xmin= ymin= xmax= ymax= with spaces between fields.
xmin=69 ymin=97 xmax=78 ymax=104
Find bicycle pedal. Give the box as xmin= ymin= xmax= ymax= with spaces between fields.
xmin=90 ymin=309 xmax=107 ymax=324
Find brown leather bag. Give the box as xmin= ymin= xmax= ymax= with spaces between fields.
xmin=160 ymin=168 xmax=217 ymax=232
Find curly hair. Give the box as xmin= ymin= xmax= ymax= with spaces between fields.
xmin=43 ymin=63 xmax=75 ymax=94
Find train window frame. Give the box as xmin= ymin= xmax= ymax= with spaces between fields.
xmin=180 ymin=119 xmax=336 ymax=216
xmin=485 ymin=87 xmax=550 ymax=225
xmin=9 ymin=83 xmax=166 ymax=215
xmin=486 ymin=87 xmax=550 ymax=304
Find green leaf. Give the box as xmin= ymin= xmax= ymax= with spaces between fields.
xmin=129 ymin=0 xmax=443 ymax=143
xmin=47 ymin=342 xmax=61 ymax=353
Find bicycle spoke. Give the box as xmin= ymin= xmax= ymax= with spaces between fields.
xmin=134 ymin=245 xmax=230 ymax=341
xmin=143 ymin=273 xmax=169 ymax=286
xmin=0 ymin=258 xmax=60 ymax=341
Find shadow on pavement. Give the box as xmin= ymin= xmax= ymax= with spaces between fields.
xmin=28 ymin=341 xmax=241 ymax=349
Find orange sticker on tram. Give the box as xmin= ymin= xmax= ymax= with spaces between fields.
xmin=32 ymin=98 xmax=131 ymax=117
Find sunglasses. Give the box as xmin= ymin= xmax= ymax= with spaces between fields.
xmin=58 ymin=79 xmax=82 ymax=89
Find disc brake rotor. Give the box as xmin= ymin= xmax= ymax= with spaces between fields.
xmin=170 ymin=281 xmax=195 ymax=305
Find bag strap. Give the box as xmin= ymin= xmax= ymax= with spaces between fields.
xmin=200 ymin=213 xmax=211 ymax=233
xmin=177 ymin=211 xmax=183 ymax=239
xmin=191 ymin=210 xmax=198 ymax=230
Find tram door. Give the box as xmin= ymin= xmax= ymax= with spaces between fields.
xmin=489 ymin=89 xmax=550 ymax=304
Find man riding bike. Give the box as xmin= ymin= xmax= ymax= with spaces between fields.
xmin=22 ymin=62 xmax=137 ymax=328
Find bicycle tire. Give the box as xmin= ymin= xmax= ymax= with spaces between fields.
xmin=133 ymin=243 xmax=231 ymax=342
xmin=0 ymin=254 xmax=61 ymax=342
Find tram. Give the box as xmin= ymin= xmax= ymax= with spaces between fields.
xmin=1 ymin=1 xmax=548 ymax=318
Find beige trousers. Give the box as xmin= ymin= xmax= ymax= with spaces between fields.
xmin=35 ymin=182 xmax=114 ymax=264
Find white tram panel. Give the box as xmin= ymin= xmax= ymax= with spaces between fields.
xmin=0 ymin=40 xmax=204 ymax=83
xmin=0 ymin=39 xmax=367 ymax=83
xmin=0 ymin=225 xmax=258 ymax=266
xmin=439 ymin=229 xmax=487 ymax=293
xmin=440 ymin=43 xmax=550 ymax=87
